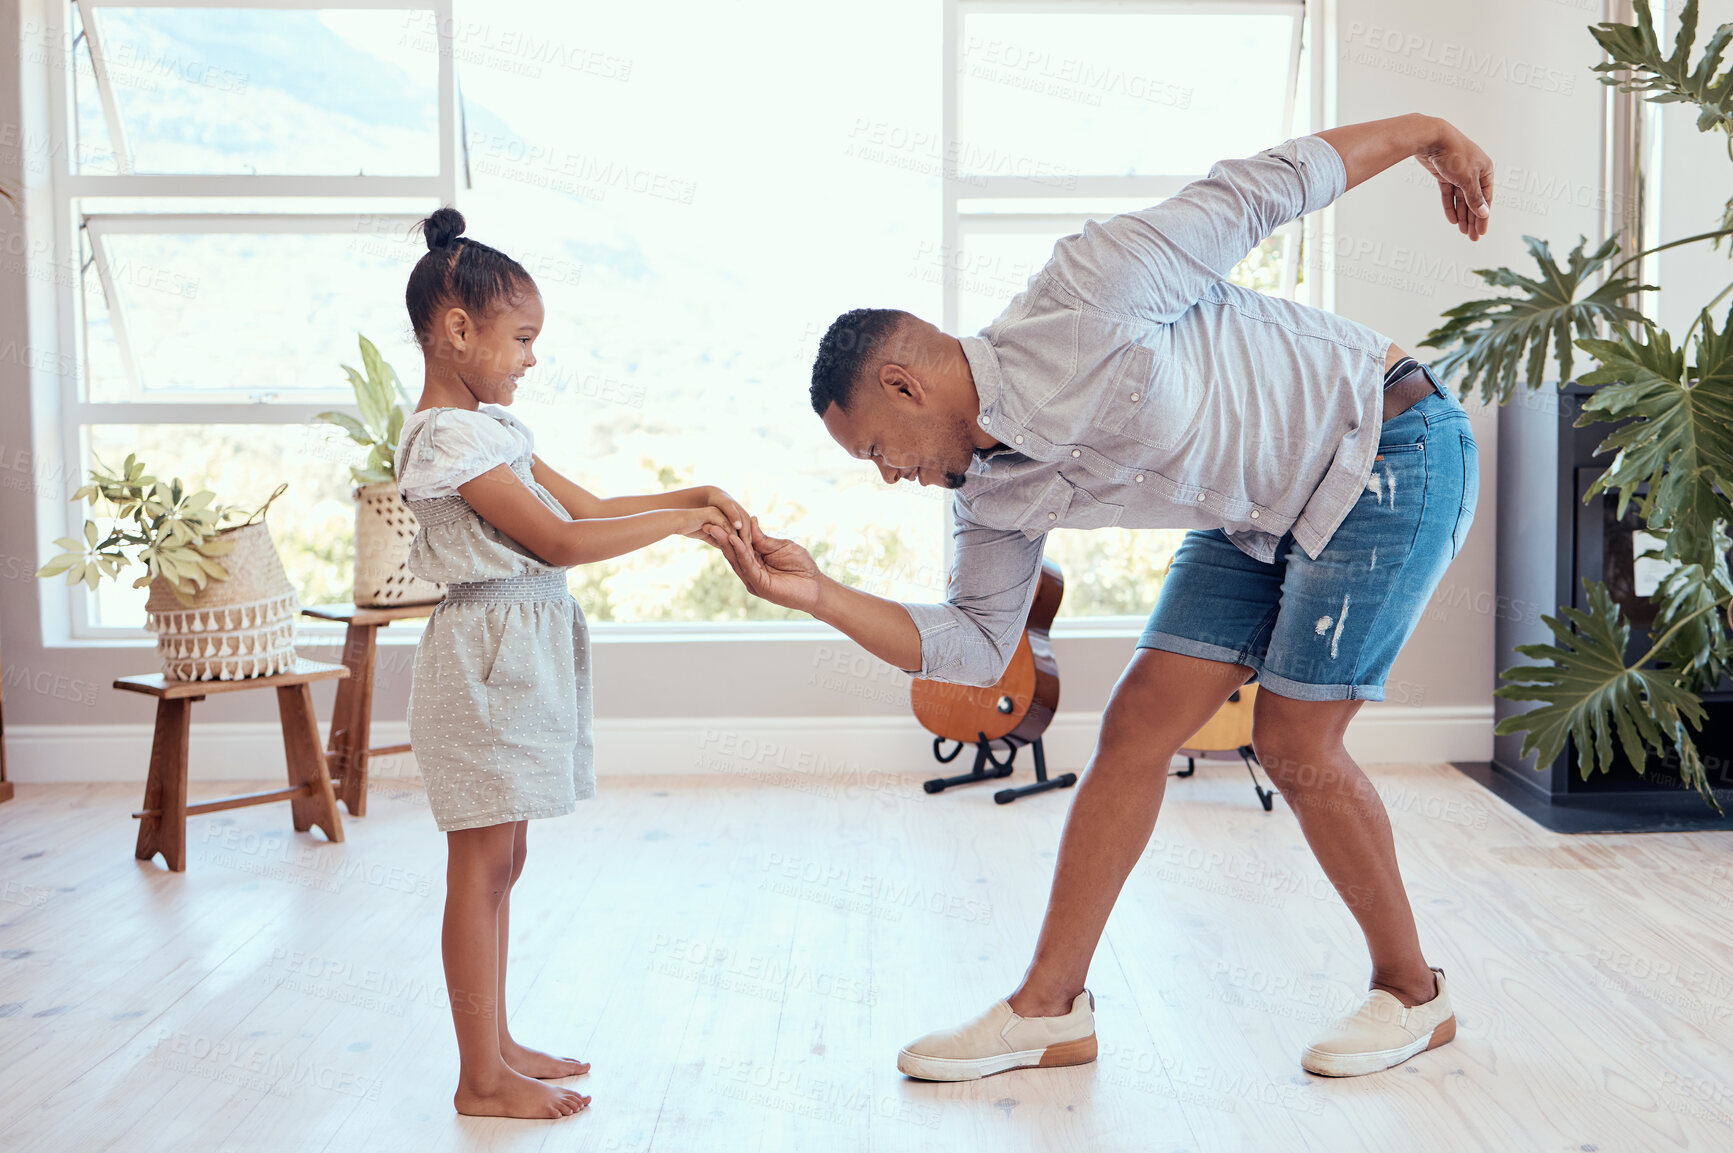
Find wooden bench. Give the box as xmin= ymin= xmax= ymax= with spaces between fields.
xmin=301 ymin=602 xmax=439 ymax=817
xmin=116 ymin=657 xmax=348 ymax=872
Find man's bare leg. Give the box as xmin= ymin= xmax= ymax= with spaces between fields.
xmin=1247 ymin=689 xmax=1436 ymax=1006
xmin=1006 ymin=654 xmax=1439 ymax=1019
xmin=1007 ymin=648 xmax=1255 ymax=1017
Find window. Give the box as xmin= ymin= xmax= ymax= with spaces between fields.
xmin=40 ymin=1 xmax=1317 ymax=637
xmin=43 ymin=1 xmax=457 ymax=636
xmin=943 ymin=0 xmax=1313 ymax=618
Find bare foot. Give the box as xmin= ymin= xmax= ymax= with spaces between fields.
xmin=454 ymin=1068 xmax=590 ymax=1118
xmin=501 ymin=1038 xmax=592 ymax=1079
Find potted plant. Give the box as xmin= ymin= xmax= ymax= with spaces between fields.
xmin=37 ymin=455 xmax=300 ymax=681
xmin=1424 ymin=0 xmax=1733 ymax=811
xmin=315 ymin=334 xmax=444 ymax=607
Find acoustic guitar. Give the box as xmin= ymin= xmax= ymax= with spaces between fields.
xmin=910 ymin=559 xmax=1074 ymax=803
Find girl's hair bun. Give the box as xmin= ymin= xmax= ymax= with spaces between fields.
xmin=420 ymin=206 xmax=466 ymax=250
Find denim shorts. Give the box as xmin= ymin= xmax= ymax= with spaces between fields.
xmin=1137 ymin=364 xmax=1479 ymax=701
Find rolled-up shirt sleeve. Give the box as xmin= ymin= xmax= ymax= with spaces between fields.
xmin=1045 ymin=134 xmax=1348 ymax=322
xmin=899 ymin=498 xmax=1048 ymax=688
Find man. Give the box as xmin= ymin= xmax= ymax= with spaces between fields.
xmin=710 ymin=112 xmax=1490 ymax=1080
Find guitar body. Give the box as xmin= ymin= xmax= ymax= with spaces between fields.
xmin=910 ymin=560 xmax=1063 ymax=747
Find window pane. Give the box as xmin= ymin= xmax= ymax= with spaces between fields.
xmin=84 ymin=227 xmax=425 ymax=400
xmin=443 ymin=0 xmax=948 ymax=621
xmin=79 ymin=8 xmax=438 ymax=175
xmin=1046 ymin=527 xmax=1187 ymax=618
xmin=82 ymin=424 xmax=362 ymax=629
xmin=69 ymin=14 xmax=122 ymax=175
xmin=959 ymin=11 xmax=1299 ymax=178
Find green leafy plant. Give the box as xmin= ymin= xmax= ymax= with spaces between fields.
xmin=1425 ymin=236 xmax=1651 ymax=407
xmin=316 ymin=334 xmax=415 ymax=485
xmin=1424 ymin=0 xmax=1733 ymax=810
xmin=36 ymin=453 xmax=287 ymax=607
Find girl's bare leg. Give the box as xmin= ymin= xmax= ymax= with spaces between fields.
xmin=495 ymin=821 xmax=592 ymax=1082
xmin=446 ymin=820 xmax=587 ymax=1118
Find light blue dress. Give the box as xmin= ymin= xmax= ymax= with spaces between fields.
xmin=397 ymin=408 xmax=595 ymax=832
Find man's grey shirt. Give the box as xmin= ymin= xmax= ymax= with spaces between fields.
xmin=901 ymin=134 xmax=1394 ymax=687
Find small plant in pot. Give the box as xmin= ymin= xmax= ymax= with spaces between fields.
xmin=315 ymin=334 xmax=444 ymax=608
xmin=37 ymin=454 xmax=300 ymax=681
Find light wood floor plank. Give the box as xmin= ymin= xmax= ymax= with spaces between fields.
xmin=0 ymin=762 xmax=1730 ymax=1152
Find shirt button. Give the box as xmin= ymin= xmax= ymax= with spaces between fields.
xmin=1129 ymin=392 xmax=1140 ymax=402
xmin=1048 ymin=511 xmax=1057 ymax=520
xmin=1071 ymin=449 xmax=1081 ymax=458
xmin=1014 ymin=435 xmax=1025 ymax=444
xmin=1134 ymin=474 xmax=1144 ymax=483
xmin=979 ymin=415 xmax=991 ymax=427
xmin=1250 ymin=509 xmax=1260 ymax=519
xmin=1196 ymin=493 xmax=1206 ymax=502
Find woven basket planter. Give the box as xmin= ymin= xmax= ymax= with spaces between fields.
xmin=143 ymin=520 xmax=301 ymax=681
xmin=353 ymin=481 xmax=444 ymax=608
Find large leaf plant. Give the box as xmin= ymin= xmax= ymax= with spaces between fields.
xmin=315 ymin=334 xmax=415 ymax=485
xmin=1423 ymin=0 xmax=1733 ymax=810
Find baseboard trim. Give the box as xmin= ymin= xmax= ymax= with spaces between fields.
xmin=4 ymin=705 xmax=1492 ymax=785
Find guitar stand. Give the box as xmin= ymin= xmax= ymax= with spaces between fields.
xmin=924 ymin=733 xmax=1078 ymax=805
xmin=1172 ymin=744 xmax=1278 ymax=812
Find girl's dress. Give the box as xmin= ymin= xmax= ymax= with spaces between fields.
xmin=394 ymin=405 xmax=595 ymax=832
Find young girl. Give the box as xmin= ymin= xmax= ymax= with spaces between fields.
xmin=394 ymin=207 xmax=747 ymax=1119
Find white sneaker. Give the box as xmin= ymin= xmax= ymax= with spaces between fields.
xmin=896 ymin=991 xmax=1097 ymax=1081
xmin=1301 ymin=967 xmax=1456 ymax=1077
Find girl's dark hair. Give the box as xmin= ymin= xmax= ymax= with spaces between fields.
xmin=405 ymin=207 xmax=535 ymax=344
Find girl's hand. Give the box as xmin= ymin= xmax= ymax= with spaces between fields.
xmin=676 ymin=505 xmax=737 ymax=544
xmin=698 ymin=485 xmax=753 ymax=546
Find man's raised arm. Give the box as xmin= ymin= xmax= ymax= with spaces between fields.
xmin=1316 ymin=113 xmax=1493 ymax=239
xmin=1044 ymin=114 xmax=1493 ymax=322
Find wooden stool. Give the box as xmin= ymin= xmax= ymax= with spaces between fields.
xmin=301 ymin=602 xmax=439 ymax=817
xmin=116 ymin=657 xmax=349 ymax=872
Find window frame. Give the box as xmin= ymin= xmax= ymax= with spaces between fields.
xmin=42 ymin=0 xmax=459 ymax=642
xmin=939 ymin=0 xmax=1326 ymax=628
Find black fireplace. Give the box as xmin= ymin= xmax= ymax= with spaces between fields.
xmin=1464 ymin=381 xmax=1733 ymax=832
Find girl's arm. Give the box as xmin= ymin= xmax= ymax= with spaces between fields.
xmin=459 ymin=464 xmax=735 ymax=567
xmin=531 ymin=455 xmax=752 ymax=540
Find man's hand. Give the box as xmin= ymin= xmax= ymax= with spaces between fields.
xmin=1415 ymin=122 xmax=1494 ymax=241
xmin=709 ymin=516 xmax=822 ymax=614
xmin=1317 ymin=113 xmax=1494 ymax=241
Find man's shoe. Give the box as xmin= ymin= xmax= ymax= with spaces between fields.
xmin=896 ymin=990 xmax=1097 ymax=1081
xmin=1301 ymin=967 xmax=1455 ymax=1077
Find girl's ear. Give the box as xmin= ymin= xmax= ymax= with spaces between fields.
xmin=441 ymin=306 xmax=473 ymax=350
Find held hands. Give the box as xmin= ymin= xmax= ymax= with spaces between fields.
xmin=675 ymin=504 xmax=740 ymax=543
xmin=1416 ymin=121 xmax=1494 ymax=241
xmin=698 ymin=485 xmax=752 ymax=540
xmin=706 ymin=515 xmax=823 ymax=614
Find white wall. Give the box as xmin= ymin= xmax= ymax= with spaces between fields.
xmin=2 ymin=0 xmax=1628 ymax=780
xmin=1330 ymin=0 xmax=1610 ymax=732
xmin=1655 ymin=0 xmax=1733 ymax=338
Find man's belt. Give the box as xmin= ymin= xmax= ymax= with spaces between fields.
xmin=1382 ymin=357 xmax=1435 ymax=423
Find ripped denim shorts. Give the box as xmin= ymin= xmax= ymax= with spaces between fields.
xmin=1137 ymin=363 xmax=1479 ymax=702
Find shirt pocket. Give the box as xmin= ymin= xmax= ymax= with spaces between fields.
xmin=1090 ymin=344 xmax=1206 ymax=451
xmin=1016 ymin=473 xmax=1122 ymax=538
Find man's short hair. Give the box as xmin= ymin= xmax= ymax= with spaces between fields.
xmin=809 ymin=308 xmax=915 ymax=415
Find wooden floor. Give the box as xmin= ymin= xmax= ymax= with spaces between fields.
xmin=2 ymin=760 xmax=1731 ymax=1153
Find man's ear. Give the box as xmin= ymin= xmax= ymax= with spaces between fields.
xmin=878 ymin=361 xmax=924 ymax=404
